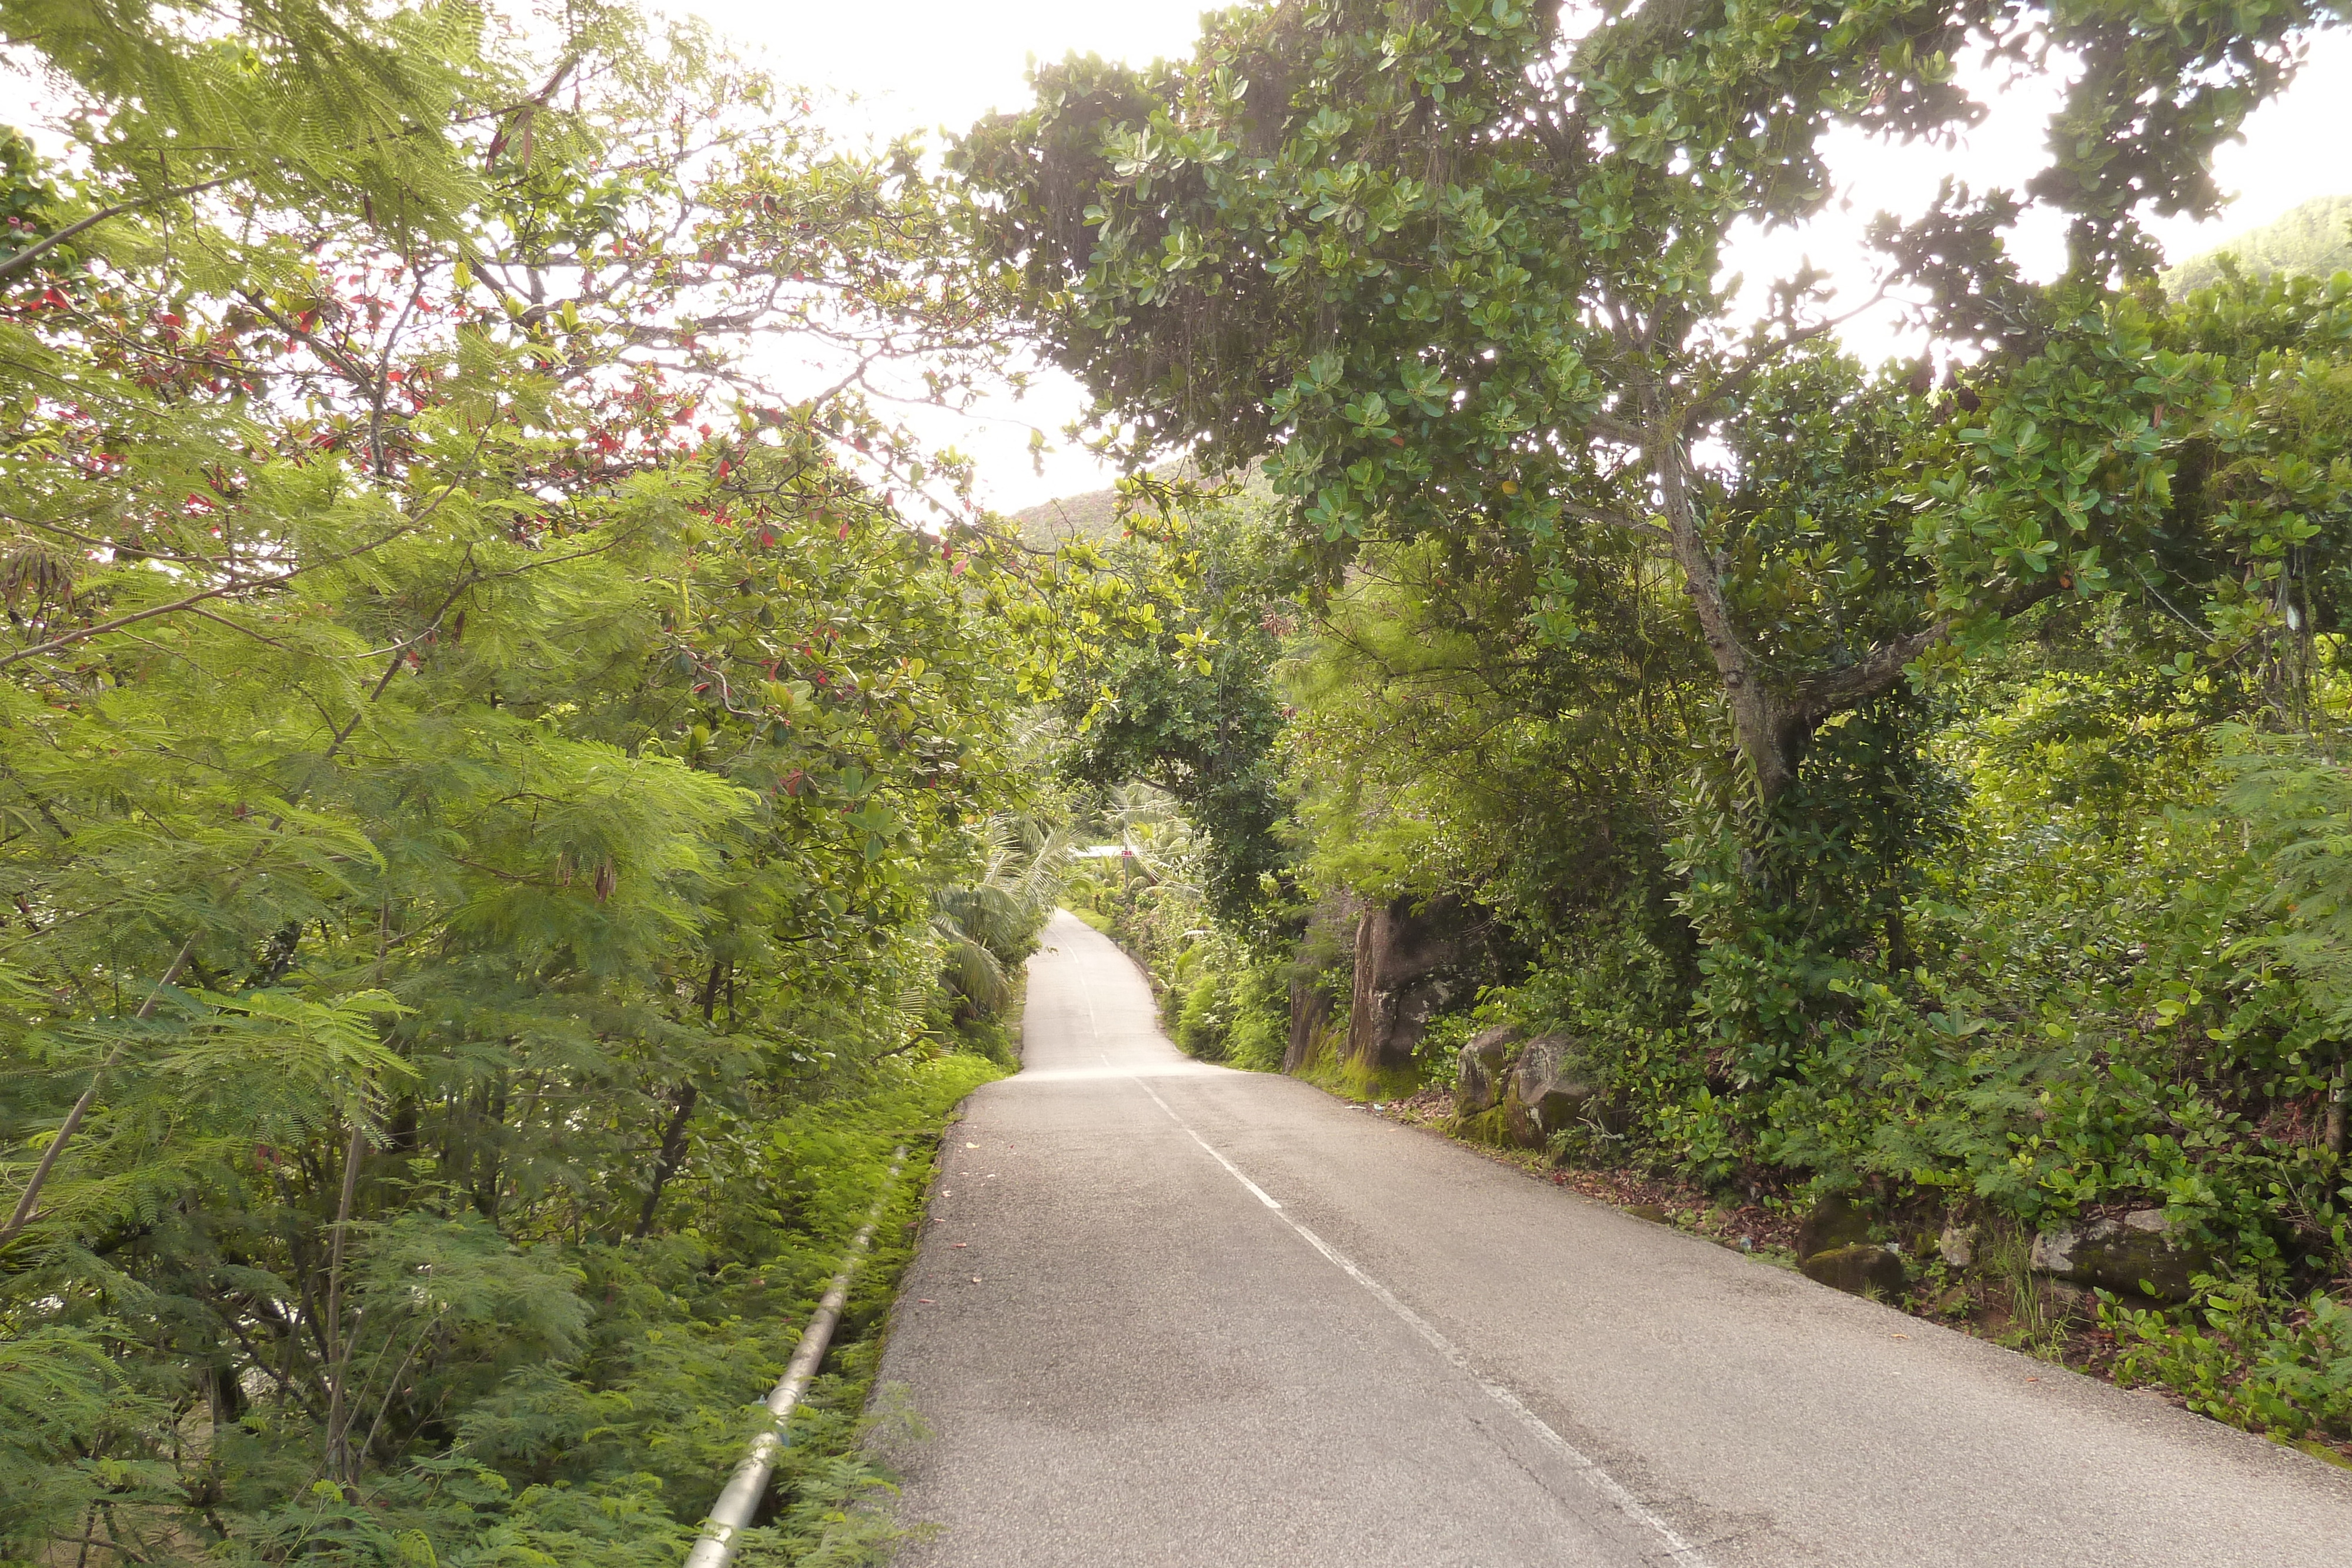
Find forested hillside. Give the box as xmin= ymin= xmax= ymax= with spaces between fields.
xmin=2167 ymin=194 xmax=2352 ymax=295
xmin=966 ymin=0 xmax=2352 ymax=1457
xmin=0 ymin=4 xmax=1104 ymax=1562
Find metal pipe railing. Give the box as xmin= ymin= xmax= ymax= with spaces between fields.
xmin=683 ymin=1146 xmax=907 ymax=1568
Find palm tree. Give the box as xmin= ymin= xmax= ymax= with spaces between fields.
xmin=933 ymin=813 xmax=1076 ymax=1020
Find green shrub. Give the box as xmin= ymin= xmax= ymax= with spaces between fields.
xmin=1224 ymin=964 xmax=1293 ymax=1073
xmin=2107 ymin=1281 xmax=2352 ymax=1442
xmin=1175 ymin=971 xmax=1232 ymax=1059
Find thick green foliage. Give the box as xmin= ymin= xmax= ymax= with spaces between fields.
xmin=1052 ymin=486 xmax=1295 ymax=931
xmin=0 ymin=1048 xmax=1002 ymax=1567
xmin=2108 ymin=1280 xmax=2352 ymax=1442
xmin=961 ymin=0 xmax=2343 ymax=821
xmin=0 ymin=4 xmax=1057 ymax=1561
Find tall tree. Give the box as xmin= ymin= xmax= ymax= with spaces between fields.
xmin=956 ymin=0 xmax=2342 ymax=820
xmin=0 ymin=4 xmax=1070 ymax=1554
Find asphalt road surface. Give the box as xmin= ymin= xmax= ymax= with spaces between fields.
xmin=876 ymin=911 xmax=2351 ymax=1566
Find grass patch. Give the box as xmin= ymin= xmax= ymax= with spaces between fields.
xmin=1290 ymin=1034 xmax=1422 ymax=1103
xmin=736 ymin=1050 xmax=1011 ymax=1563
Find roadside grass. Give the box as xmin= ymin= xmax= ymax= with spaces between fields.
xmin=711 ymin=1052 xmax=1010 ymax=1564
xmin=1289 ymin=1037 xmax=1420 ymax=1104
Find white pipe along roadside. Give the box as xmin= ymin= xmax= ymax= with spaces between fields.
xmin=683 ymin=1146 xmax=908 ymax=1568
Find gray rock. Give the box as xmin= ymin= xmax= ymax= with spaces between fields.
xmin=1802 ymin=1243 xmax=1910 ymax=1300
xmin=1502 ymin=1034 xmax=1597 ymax=1148
xmin=1938 ymin=1221 xmax=1976 ymax=1271
xmin=1344 ymin=895 xmax=1475 ymax=1070
xmin=1796 ymin=1196 xmax=1875 ymax=1262
xmin=2030 ymin=1209 xmax=2211 ymax=1302
xmin=1452 ymin=1025 xmax=1521 ymax=1118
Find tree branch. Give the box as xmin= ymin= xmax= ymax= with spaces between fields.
xmin=0 ymin=175 xmax=243 ymax=281
xmin=1558 ymin=498 xmax=1670 ymax=544
xmin=1681 ymin=281 xmax=1893 ymax=429
xmin=1791 ymin=620 xmax=1949 ymax=724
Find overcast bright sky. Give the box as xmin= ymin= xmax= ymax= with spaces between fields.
xmin=646 ymin=1 xmax=1225 ymax=511
xmin=11 ymin=4 xmax=2344 ymax=513
xmin=657 ymin=1 xmax=2352 ymax=512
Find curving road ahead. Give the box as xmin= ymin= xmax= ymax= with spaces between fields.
xmin=877 ymin=911 xmax=2351 ymax=1566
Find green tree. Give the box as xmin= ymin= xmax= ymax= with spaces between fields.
xmin=1054 ymin=483 xmax=1297 ymax=928
xmin=956 ymin=0 xmax=2340 ymax=829
xmin=0 ymin=2 xmax=1064 ymax=1557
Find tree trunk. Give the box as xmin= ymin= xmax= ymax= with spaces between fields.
xmin=470 ymin=1073 xmax=506 ymax=1222
xmin=1648 ymin=420 xmax=1949 ymax=819
xmin=630 ymin=959 xmax=725 ymax=1239
xmin=1651 ymin=426 xmax=1808 ymax=807
xmin=633 ymin=1082 xmax=700 ymax=1240
xmin=322 ymin=1116 xmax=367 ymax=1486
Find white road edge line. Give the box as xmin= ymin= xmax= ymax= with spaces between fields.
xmin=1131 ymin=1075 xmax=1712 ymax=1568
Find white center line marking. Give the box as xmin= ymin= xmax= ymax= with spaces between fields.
xmin=1131 ymin=1075 xmax=1710 ymax=1568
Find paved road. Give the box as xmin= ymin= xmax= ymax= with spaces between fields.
xmin=877 ymin=911 xmax=2351 ymax=1566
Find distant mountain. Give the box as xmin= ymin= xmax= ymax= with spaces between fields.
xmin=1007 ymin=459 xmax=1265 ymax=550
xmin=1009 ymin=482 xmax=1130 ymax=550
xmin=2165 ymin=194 xmax=2352 ymax=296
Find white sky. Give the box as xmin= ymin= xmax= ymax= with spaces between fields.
xmin=649 ymin=1 xmax=1217 ymax=511
xmin=8 ymin=4 xmax=2345 ymax=512
xmin=666 ymin=1 xmax=2352 ymax=512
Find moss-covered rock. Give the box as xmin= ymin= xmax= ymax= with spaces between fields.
xmin=1501 ymin=1034 xmax=1598 ymax=1148
xmin=1796 ymin=1196 xmax=1875 ymax=1262
xmin=1452 ymin=1105 xmax=1513 ymax=1147
xmin=2030 ymin=1211 xmax=2211 ymax=1302
xmin=1453 ymin=1024 xmax=1520 ymax=1118
xmin=1801 ymin=1243 xmax=1909 ymax=1300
